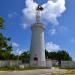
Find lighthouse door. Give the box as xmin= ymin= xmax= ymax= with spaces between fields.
xmin=34 ymin=57 xmax=38 ymax=65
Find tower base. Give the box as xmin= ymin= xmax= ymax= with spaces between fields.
xmin=30 ymin=60 xmax=46 ymax=67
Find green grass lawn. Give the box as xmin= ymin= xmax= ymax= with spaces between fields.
xmin=0 ymin=67 xmax=36 ymax=71
xmin=0 ymin=66 xmax=51 ymax=71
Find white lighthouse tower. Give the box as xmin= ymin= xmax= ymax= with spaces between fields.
xmin=30 ymin=5 xmax=46 ymax=67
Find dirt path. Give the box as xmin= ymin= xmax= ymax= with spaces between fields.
xmin=0 ymin=69 xmax=66 ymax=75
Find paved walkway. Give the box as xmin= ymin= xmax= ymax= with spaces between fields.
xmin=0 ymin=69 xmax=66 ymax=75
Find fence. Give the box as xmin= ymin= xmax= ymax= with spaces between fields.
xmin=61 ymin=61 xmax=75 ymax=68
xmin=0 ymin=60 xmax=22 ymax=67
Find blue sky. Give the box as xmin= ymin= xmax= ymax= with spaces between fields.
xmin=0 ymin=0 xmax=75 ymax=60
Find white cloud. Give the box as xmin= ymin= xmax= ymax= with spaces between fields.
xmin=12 ymin=42 xmax=28 ymax=55
xmin=70 ymin=38 xmax=75 ymax=44
xmin=8 ymin=14 xmax=13 ymax=18
xmin=58 ymin=26 xmax=68 ymax=33
xmin=13 ymin=48 xmax=27 ymax=55
xmin=16 ymin=49 xmax=22 ymax=55
xmin=49 ymin=28 xmax=56 ymax=35
xmin=22 ymin=0 xmax=66 ymax=28
xmin=8 ymin=12 xmax=18 ymax=18
xmin=12 ymin=42 xmax=19 ymax=47
xmin=22 ymin=23 xmax=28 ymax=29
xmin=48 ymin=26 xmax=68 ymax=36
xmin=12 ymin=41 xmax=28 ymax=55
xmin=46 ymin=42 xmax=61 ymax=52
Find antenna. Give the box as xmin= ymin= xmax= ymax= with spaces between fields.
xmin=36 ymin=5 xmax=44 ymax=23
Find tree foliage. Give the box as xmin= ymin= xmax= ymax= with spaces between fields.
xmin=45 ymin=50 xmax=72 ymax=66
xmin=20 ymin=51 xmax=30 ymax=63
xmin=0 ymin=33 xmax=12 ymax=60
xmin=0 ymin=17 xmax=4 ymax=28
xmin=56 ymin=50 xmax=72 ymax=61
xmin=45 ymin=50 xmax=72 ymax=61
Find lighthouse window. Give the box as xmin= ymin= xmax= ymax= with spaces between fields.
xmin=34 ymin=57 xmax=38 ymax=61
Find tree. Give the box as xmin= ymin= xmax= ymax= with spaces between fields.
xmin=0 ymin=33 xmax=12 ymax=60
xmin=45 ymin=50 xmax=57 ymax=60
xmin=45 ymin=50 xmax=72 ymax=66
xmin=0 ymin=17 xmax=4 ymax=29
xmin=56 ymin=50 xmax=72 ymax=66
xmin=0 ymin=17 xmax=12 ymax=60
xmin=48 ymin=51 xmax=57 ymax=60
xmin=20 ymin=51 xmax=30 ymax=63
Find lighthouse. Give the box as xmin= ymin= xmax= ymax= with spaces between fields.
xmin=30 ymin=5 xmax=46 ymax=67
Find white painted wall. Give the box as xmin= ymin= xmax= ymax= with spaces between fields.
xmin=0 ymin=60 xmax=22 ymax=67
xmin=46 ymin=59 xmax=52 ymax=67
xmin=61 ymin=61 xmax=75 ymax=68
